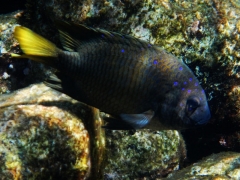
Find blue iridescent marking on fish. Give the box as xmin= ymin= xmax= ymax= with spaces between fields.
xmin=189 ymin=78 xmax=192 ymax=81
xmin=195 ymin=82 xmax=198 ymax=86
xmin=182 ymin=88 xmax=185 ymax=91
xmin=121 ymin=49 xmax=125 ymax=53
xmin=153 ymin=59 xmax=158 ymax=65
xmin=187 ymin=89 xmax=191 ymax=93
xmin=173 ymin=81 xmax=178 ymax=86
xmin=184 ymin=81 xmax=187 ymax=85
xmin=179 ymin=66 xmax=183 ymax=71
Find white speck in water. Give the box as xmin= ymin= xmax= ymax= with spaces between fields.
xmin=9 ymin=64 xmax=14 ymax=69
xmin=2 ymin=72 xmax=10 ymax=79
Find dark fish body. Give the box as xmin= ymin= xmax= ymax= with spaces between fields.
xmin=12 ymin=21 xmax=211 ymax=130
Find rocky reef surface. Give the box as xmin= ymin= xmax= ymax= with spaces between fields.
xmin=0 ymin=83 xmax=91 ymax=179
xmin=0 ymin=11 xmax=51 ymax=93
xmin=1 ymin=0 xmax=240 ymax=179
xmin=0 ymin=83 xmax=186 ymax=179
xmin=104 ymin=130 xmax=186 ymax=179
xmin=167 ymin=152 xmax=240 ymax=180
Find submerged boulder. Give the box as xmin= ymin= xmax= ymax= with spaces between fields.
xmin=104 ymin=129 xmax=186 ymax=179
xmin=0 ymin=83 xmax=91 ymax=179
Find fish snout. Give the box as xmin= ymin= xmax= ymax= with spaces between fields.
xmin=190 ymin=104 xmax=211 ymax=125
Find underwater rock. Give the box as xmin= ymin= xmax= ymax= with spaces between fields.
xmin=166 ymin=151 xmax=240 ymax=180
xmin=103 ymin=130 xmax=186 ymax=179
xmin=0 ymin=83 xmax=91 ymax=179
xmin=0 ymin=11 xmax=51 ymax=93
xmin=0 ymin=83 xmax=186 ymax=179
xmin=21 ymin=0 xmax=240 ymax=67
xmin=0 ymin=12 xmax=19 ymax=94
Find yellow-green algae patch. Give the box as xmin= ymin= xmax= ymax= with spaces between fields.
xmin=0 ymin=83 xmax=91 ymax=179
xmin=166 ymin=152 xmax=240 ymax=180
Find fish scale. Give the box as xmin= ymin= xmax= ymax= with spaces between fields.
xmin=11 ymin=21 xmax=211 ymax=130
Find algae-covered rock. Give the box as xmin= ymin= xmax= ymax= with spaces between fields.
xmin=0 ymin=11 xmax=19 ymax=94
xmin=21 ymin=0 xmax=240 ymax=68
xmin=104 ymin=130 xmax=186 ymax=179
xmin=0 ymin=83 xmax=91 ymax=179
xmin=166 ymin=152 xmax=240 ymax=180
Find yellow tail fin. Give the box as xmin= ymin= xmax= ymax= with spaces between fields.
xmin=11 ymin=26 xmax=58 ymax=62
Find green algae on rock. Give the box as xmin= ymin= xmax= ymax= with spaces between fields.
xmin=166 ymin=152 xmax=240 ymax=180
xmin=104 ymin=129 xmax=186 ymax=179
xmin=0 ymin=83 xmax=92 ymax=179
xmin=21 ymin=0 xmax=219 ymax=65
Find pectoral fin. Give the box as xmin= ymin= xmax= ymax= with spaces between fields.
xmin=103 ymin=110 xmax=154 ymax=130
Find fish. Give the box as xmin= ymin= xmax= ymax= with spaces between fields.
xmin=11 ymin=21 xmax=211 ymax=130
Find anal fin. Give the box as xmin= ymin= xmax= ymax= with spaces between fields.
xmin=44 ymin=72 xmax=87 ymax=103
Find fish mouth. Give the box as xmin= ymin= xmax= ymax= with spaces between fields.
xmin=188 ymin=111 xmax=211 ymax=126
xmin=186 ymin=104 xmax=211 ymax=127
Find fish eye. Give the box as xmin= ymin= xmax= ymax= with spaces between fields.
xmin=186 ymin=97 xmax=200 ymax=115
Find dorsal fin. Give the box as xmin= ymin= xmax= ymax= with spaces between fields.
xmin=55 ymin=20 xmax=150 ymax=51
xmin=58 ymin=30 xmax=81 ymax=51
